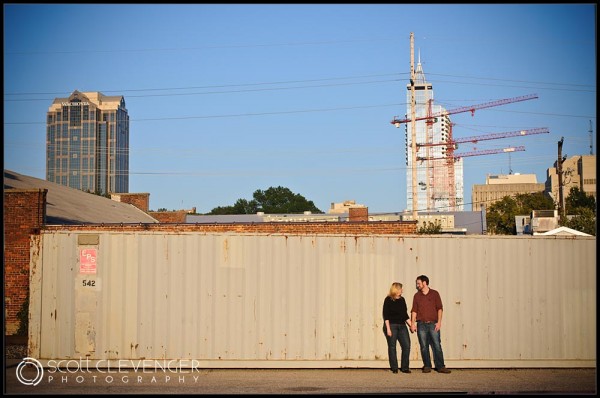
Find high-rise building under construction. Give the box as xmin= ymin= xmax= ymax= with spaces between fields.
xmin=405 ymin=57 xmax=464 ymax=212
xmin=46 ymin=90 xmax=129 ymax=195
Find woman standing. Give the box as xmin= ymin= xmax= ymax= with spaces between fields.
xmin=382 ymin=282 xmax=412 ymax=374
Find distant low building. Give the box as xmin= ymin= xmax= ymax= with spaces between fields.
xmin=471 ymin=173 xmax=545 ymax=211
xmin=545 ymin=155 xmax=596 ymax=202
xmin=4 ymin=169 xmax=157 ymax=225
xmin=328 ymin=200 xmax=366 ymax=214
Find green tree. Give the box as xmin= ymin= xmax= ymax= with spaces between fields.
xmin=486 ymin=192 xmax=555 ymax=235
xmin=565 ymin=187 xmax=596 ymax=215
xmin=207 ymin=186 xmax=323 ymax=215
xmin=560 ymin=187 xmax=597 ymax=235
xmin=208 ymin=199 xmax=257 ymax=215
xmin=563 ymin=207 xmax=596 ymax=236
xmin=486 ymin=196 xmax=520 ymax=235
xmin=252 ymin=186 xmax=322 ymax=213
xmin=417 ymin=220 xmax=442 ymax=234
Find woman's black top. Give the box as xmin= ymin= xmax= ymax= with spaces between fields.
xmin=382 ymin=296 xmax=409 ymax=324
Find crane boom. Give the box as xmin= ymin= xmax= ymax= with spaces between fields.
xmin=417 ymin=127 xmax=549 ymax=147
xmin=391 ymin=94 xmax=538 ymax=126
xmin=418 ymin=146 xmax=525 ymax=161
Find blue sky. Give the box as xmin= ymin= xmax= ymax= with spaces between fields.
xmin=4 ymin=4 xmax=596 ymax=213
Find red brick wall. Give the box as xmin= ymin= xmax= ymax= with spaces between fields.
xmin=111 ymin=193 xmax=150 ymax=213
xmin=349 ymin=207 xmax=369 ymax=222
xmin=44 ymin=221 xmax=417 ymax=235
xmin=4 ymin=189 xmax=46 ymax=335
xmin=148 ymin=211 xmax=188 ymax=223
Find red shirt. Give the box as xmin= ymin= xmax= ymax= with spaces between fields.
xmin=411 ymin=288 xmax=443 ymax=322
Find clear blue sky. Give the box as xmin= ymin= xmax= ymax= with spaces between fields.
xmin=4 ymin=4 xmax=596 ymax=213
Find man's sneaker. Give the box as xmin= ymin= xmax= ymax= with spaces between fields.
xmin=401 ymin=369 xmax=412 ymax=374
xmin=422 ymin=367 xmax=431 ymax=373
xmin=437 ymin=367 xmax=451 ymax=374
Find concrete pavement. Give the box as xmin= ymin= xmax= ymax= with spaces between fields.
xmin=4 ymin=359 xmax=597 ymax=395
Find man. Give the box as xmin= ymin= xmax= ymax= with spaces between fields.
xmin=410 ymin=275 xmax=451 ymax=374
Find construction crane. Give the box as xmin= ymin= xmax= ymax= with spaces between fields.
xmin=418 ymin=146 xmax=525 ymax=161
xmin=416 ymin=127 xmax=549 ymax=148
xmin=392 ymin=93 xmax=539 ymax=212
xmin=415 ymin=126 xmax=546 ymax=208
xmin=390 ymin=93 xmax=539 ymax=127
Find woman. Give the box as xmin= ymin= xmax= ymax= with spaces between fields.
xmin=382 ymin=282 xmax=412 ymax=374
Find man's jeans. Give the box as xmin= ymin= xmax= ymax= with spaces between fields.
xmin=416 ymin=321 xmax=446 ymax=370
xmin=383 ymin=323 xmax=411 ymax=371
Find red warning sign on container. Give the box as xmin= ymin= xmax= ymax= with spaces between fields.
xmin=80 ymin=248 xmax=97 ymax=274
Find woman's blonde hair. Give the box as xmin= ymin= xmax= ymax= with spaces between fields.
xmin=388 ymin=282 xmax=403 ymax=299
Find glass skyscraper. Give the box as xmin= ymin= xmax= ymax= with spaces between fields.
xmin=46 ymin=90 xmax=129 ymax=194
xmin=405 ymin=59 xmax=464 ymax=212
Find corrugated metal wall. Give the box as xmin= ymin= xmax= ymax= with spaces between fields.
xmin=29 ymin=231 xmax=596 ymax=368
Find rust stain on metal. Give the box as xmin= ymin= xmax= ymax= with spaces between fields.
xmin=223 ymin=238 xmax=229 ymax=263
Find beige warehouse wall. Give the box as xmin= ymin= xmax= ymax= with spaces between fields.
xmin=29 ymin=232 xmax=596 ymax=368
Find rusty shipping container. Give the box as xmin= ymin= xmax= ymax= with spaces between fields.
xmin=29 ymin=231 xmax=596 ymax=368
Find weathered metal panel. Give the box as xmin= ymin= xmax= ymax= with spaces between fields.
xmin=30 ymin=232 xmax=595 ymax=367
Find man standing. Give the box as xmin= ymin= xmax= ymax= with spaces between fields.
xmin=410 ymin=275 xmax=451 ymax=374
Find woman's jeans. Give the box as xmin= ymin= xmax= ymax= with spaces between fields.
xmin=416 ymin=321 xmax=446 ymax=370
xmin=383 ymin=323 xmax=411 ymax=371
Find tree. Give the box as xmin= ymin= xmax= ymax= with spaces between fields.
xmin=252 ymin=186 xmax=322 ymax=214
xmin=486 ymin=196 xmax=520 ymax=235
xmin=561 ymin=187 xmax=596 ymax=235
xmin=565 ymin=187 xmax=596 ymax=215
xmin=563 ymin=207 xmax=596 ymax=236
xmin=486 ymin=192 xmax=555 ymax=235
xmin=207 ymin=186 xmax=323 ymax=215
xmin=208 ymin=199 xmax=257 ymax=215
xmin=417 ymin=220 xmax=442 ymax=234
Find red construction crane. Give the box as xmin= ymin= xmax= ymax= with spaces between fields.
xmin=393 ymin=93 xmax=539 ymax=211
xmin=420 ymin=126 xmax=546 ymax=210
xmin=417 ymin=127 xmax=549 ymax=148
xmin=390 ymin=94 xmax=539 ymax=127
xmin=418 ymin=146 xmax=525 ymax=161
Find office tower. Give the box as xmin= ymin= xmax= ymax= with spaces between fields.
xmin=46 ymin=90 xmax=129 ymax=194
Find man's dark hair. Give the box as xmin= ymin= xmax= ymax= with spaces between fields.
xmin=417 ymin=275 xmax=429 ymax=285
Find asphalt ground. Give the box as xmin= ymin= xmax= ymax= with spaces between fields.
xmin=4 ymin=359 xmax=597 ymax=395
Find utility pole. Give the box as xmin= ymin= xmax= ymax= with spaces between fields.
xmin=409 ymin=32 xmax=418 ymax=221
xmin=557 ymin=137 xmax=565 ymax=219
xmin=589 ymin=120 xmax=594 ymax=155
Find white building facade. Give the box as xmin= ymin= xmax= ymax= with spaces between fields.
xmin=404 ymin=58 xmax=464 ymax=212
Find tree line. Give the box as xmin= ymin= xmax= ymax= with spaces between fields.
xmin=151 ymin=184 xmax=595 ymax=236
xmin=486 ymin=187 xmax=596 ymax=236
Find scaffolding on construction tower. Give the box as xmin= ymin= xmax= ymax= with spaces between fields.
xmin=395 ymin=98 xmax=542 ymax=211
